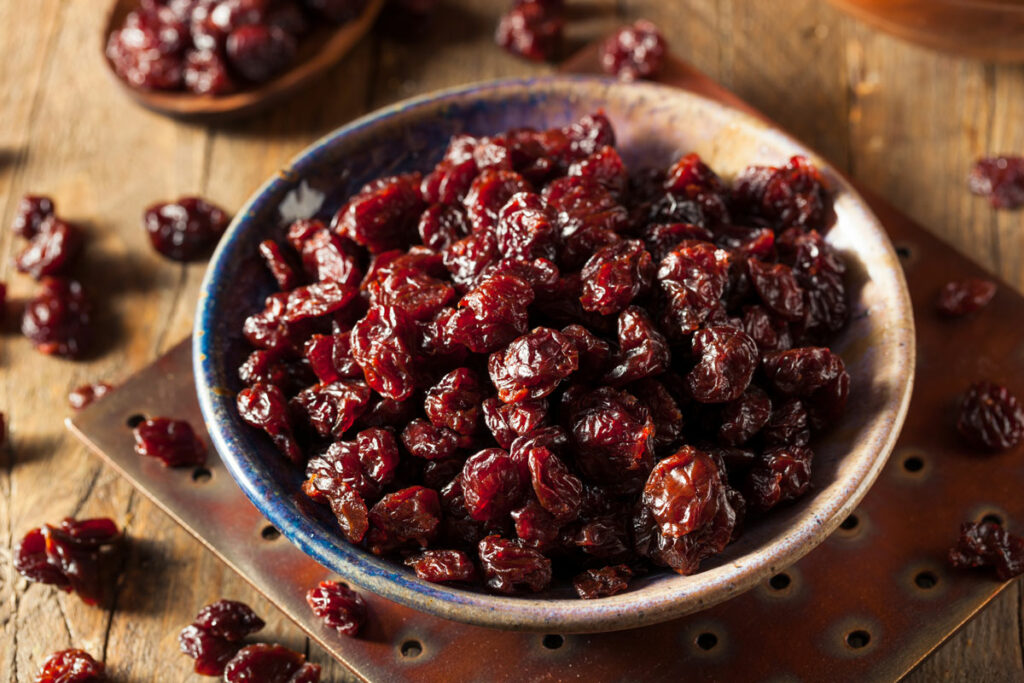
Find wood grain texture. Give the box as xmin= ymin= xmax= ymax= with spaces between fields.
xmin=1 ymin=0 xmax=1021 ymax=680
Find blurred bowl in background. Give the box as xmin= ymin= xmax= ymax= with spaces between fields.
xmin=828 ymin=0 xmax=1024 ymax=62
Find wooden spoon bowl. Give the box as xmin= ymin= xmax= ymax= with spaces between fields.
xmin=102 ymin=0 xmax=385 ymax=121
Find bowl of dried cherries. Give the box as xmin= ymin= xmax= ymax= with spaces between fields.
xmin=194 ymin=76 xmax=915 ymax=632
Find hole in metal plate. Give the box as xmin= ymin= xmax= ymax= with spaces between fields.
xmin=769 ymin=573 xmax=791 ymax=590
xmin=400 ymin=640 xmax=422 ymax=658
xmin=846 ymin=630 xmax=871 ymax=649
xmin=981 ymin=513 xmax=1005 ymax=526
xmin=542 ymin=634 xmax=564 ymax=650
xmin=261 ymin=524 xmax=281 ymax=541
xmin=192 ymin=467 xmax=212 ymax=483
xmin=895 ymin=245 xmax=912 ymax=259
xmin=903 ymin=455 xmax=924 ymax=472
xmin=696 ymin=632 xmax=718 ymax=651
xmin=914 ymin=571 xmax=938 ymax=590
xmin=126 ymin=413 xmax=146 ymax=428
xmin=840 ymin=514 xmax=859 ymax=531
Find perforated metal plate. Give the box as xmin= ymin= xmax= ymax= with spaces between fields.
xmin=67 ymin=54 xmax=1024 ymax=682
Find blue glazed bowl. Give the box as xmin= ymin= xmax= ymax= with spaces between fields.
xmin=194 ymin=76 xmax=914 ymax=632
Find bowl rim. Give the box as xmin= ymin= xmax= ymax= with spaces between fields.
xmin=194 ymin=74 xmax=915 ymax=632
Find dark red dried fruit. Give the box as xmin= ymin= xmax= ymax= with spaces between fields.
xmin=573 ymin=564 xmax=633 ymax=599
xmin=568 ymin=145 xmax=628 ymax=198
xmin=11 ymin=194 xmax=55 ymax=239
xmin=936 ymin=278 xmax=997 ymax=317
xmin=489 ymin=327 xmax=578 ymax=403
xmin=22 ymin=277 xmax=92 ymax=358
xmin=223 ymin=644 xmax=321 ymax=683
xmin=744 ymin=445 xmax=813 ymax=512
xmin=106 ymin=7 xmax=185 ymax=91
xmin=568 ymin=387 xmax=655 ymax=495
xmin=494 ymin=192 xmax=557 ymax=261
xmin=580 ymin=239 xmax=654 ymax=315
xmin=366 ymin=486 xmax=441 ymax=554
xmin=304 ymin=333 xmax=361 ymax=384
xmin=762 ymin=397 xmax=810 ymax=447
xmin=461 ymin=448 xmax=526 ymax=524
xmin=603 ymin=306 xmax=670 ymax=386
xmin=16 ymin=216 xmax=83 ymax=280
xmin=957 ymin=381 xmax=1024 ymax=452
xmin=424 ymin=367 xmax=486 ymax=435
xmin=446 ymin=274 xmax=534 ymax=353
xmin=351 ymin=305 xmax=419 ymax=400
xmin=464 ymin=169 xmax=532 ymax=235
xmin=226 ymin=23 xmax=296 ymax=82
xmin=14 ymin=517 xmax=121 ymax=606
xmin=642 ymin=446 xmax=728 ymax=538
xmin=528 ymin=446 xmax=582 ymax=522
xmin=687 ymin=325 xmax=758 ymax=403
xmin=144 ymin=197 xmax=230 ymax=261
xmin=184 ymin=48 xmax=234 ymax=95
xmin=193 ymin=599 xmax=266 ymax=640
xmin=405 ymin=549 xmax=477 ymax=583
xmin=949 ymin=521 xmax=1024 ymax=580
xmin=968 ymin=156 xmax=1024 ymax=210
xmin=238 ymin=382 xmax=302 ymax=463
xmin=179 ymin=624 xmax=243 ymax=676
xmin=719 ymin=386 xmax=772 ymax=446
xmin=291 ymin=380 xmax=371 ymax=438
xmin=747 ymin=259 xmax=805 ymax=321
xmin=732 ymin=155 xmax=835 ymax=232
xmin=632 ymin=378 xmax=684 ymax=452
xmin=478 ymin=534 xmax=552 ymax=593
xmin=402 ymin=418 xmax=460 ymax=460
xmin=306 ymin=580 xmax=367 ymax=636
xmin=133 ymin=417 xmax=207 ymax=467
xmin=495 ymin=1 xmax=564 ymax=62
xmin=762 ymin=346 xmax=849 ymax=425
xmin=35 ymin=649 xmax=105 ymax=683
xmin=300 ymin=227 xmax=362 ymax=287
xmin=68 ymin=382 xmax=114 ymax=410
xmin=482 ymin=397 xmax=549 ymax=449
xmin=336 ymin=174 xmax=424 ymax=253
xmin=658 ymin=240 xmax=730 ymax=335
xmin=259 ymin=239 xmax=302 ymax=290
xmin=544 ymin=176 xmax=628 ymax=269
xmin=418 ymin=203 xmax=470 ymax=250
xmin=599 ymin=19 xmax=666 ymax=81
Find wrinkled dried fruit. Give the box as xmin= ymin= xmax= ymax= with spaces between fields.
xmin=35 ymin=648 xmax=105 ymax=682
xmin=306 ymin=580 xmax=367 ymax=636
xmin=478 ymin=534 xmax=552 ymax=593
xmin=144 ymin=197 xmax=230 ymax=260
xmin=223 ymin=644 xmax=321 ymax=683
xmin=405 ymin=549 xmax=477 ymax=583
xmin=15 ymin=517 xmax=121 ymax=606
xmin=573 ymin=564 xmax=633 ymax=599
xmin=22 ymin=277 xmax=92 ymax=358
xmin=133 ymin=417 xmax=207 ymax=467
xmin=600 ymin=20 xmax=666 ymax=81
xmin=489 ymin=327 xmax=578 ymax=403
xmin=969 ymin=156 xmax=1024 ymax=210
xmin=957 ymin=381 xmax=1024 ymax=452
xmin=936 ymin=278 xmax=996 ymax=317
xmin=949 ymin=520 xmax=1024 ymax=580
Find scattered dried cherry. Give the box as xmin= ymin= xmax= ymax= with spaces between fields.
xmin=495 ymin=1 xmax=563 ymax=62
xmin=936 ymin=278 xmax=996 ymax=317
xmin=35 ymin=649 xmax=105 ymax=683
xmin=133 ymin=417 xmax=207 ymax=467
xmin=306 ymin=580 xmax=367 ymax=636
xmin=11 ymin=194 xmax=55 ymax=239
xmin=968 ymin=156 xmax=1024 ymax=210
xmin=194 ymin=599 xmax=266 ymax=640
xmin=68 ymin=382 xmax=114 ymax=410
xmin=16 ymin=216 xmax=83 ymax=280
xmin=957 ymin=381 xmax=1024 ymax=452
xmin=22 ymin=277 xmax=92 ymax=358
xmin=600 ymin=20 xmax=666 ymax=81
xmin=14 ymin=517 xmax=121 ymax=606
xmin=144 ymin=196 xmax=230 ymax=261
xmin=223 ymin=644 xmax=321 ymax=683
xmin=949 ymin=520 xmax=1024 ymax=580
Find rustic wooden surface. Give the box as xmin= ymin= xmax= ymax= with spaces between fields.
xmin=1 ymin=0 xmax=1022 ymax=680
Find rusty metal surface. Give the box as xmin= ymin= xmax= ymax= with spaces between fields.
xmin=65 ymin=52 xmax=1024 ymax=682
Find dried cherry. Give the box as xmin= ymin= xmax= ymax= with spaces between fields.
xmin=35 ymin=649 xmax=105 ymax=682
xmin=949 ymin=520 xmax=1024 ymax=580
xmin=957 ymin=381 xmax=1024 ymax=451
xmin=144 ymin=197 xmax=230 ymax=260
xmin=306 ymin=580 xmax=367 ymax=636
xmin=133 ymin=417 xmax=207 ymax=467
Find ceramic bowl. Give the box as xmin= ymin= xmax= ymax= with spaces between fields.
xmin=194 ymin=76 xmax=915 ymax=633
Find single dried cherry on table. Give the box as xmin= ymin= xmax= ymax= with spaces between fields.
xmin=949 ymin=520 xmax=1024 ymax=581
xmin=35 ymin=648 xmax=106 ymax=683
xmin=495 ymin=0 xmax=564 ymax=62
xmin=234 ymin=111 xmax=850 ymax=597
xmin=179 ymin=599 xmax=266 ymax=676
xmin=968 ymin=156 xmax=1024 ymax=210
xmin=144 ymin=197 xmax=231 ymax=261
xmin=133 ymin=417 xmax=208 ymax=467
xmin=14 ymin=517 xmax=122 ymax=606
xmin=68 ymin=382 xmax=114 ymax=410
xmin=223 ymin=644 xmax=321 ymax=683
xmin=600 ymin=20 xmax=667 ymax=82
xmin=306 ymin=579 xmax=367 ymax=636
xmin=22 ymin=277 xmax=92 ymax=358
xmin=957 ymin=381 xmax=1024 ymax=452
xmin=11 ymin=194 xmax=55 ymax=239
xmin=936 ymin=277 xmax=996 ymax=317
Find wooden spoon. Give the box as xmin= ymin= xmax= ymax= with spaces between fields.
xmin=102 ymin=0 xmax=385 ymax=121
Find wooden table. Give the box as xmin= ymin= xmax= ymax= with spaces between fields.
xmin=1 ymin=1 xmax=1021 ymax=680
